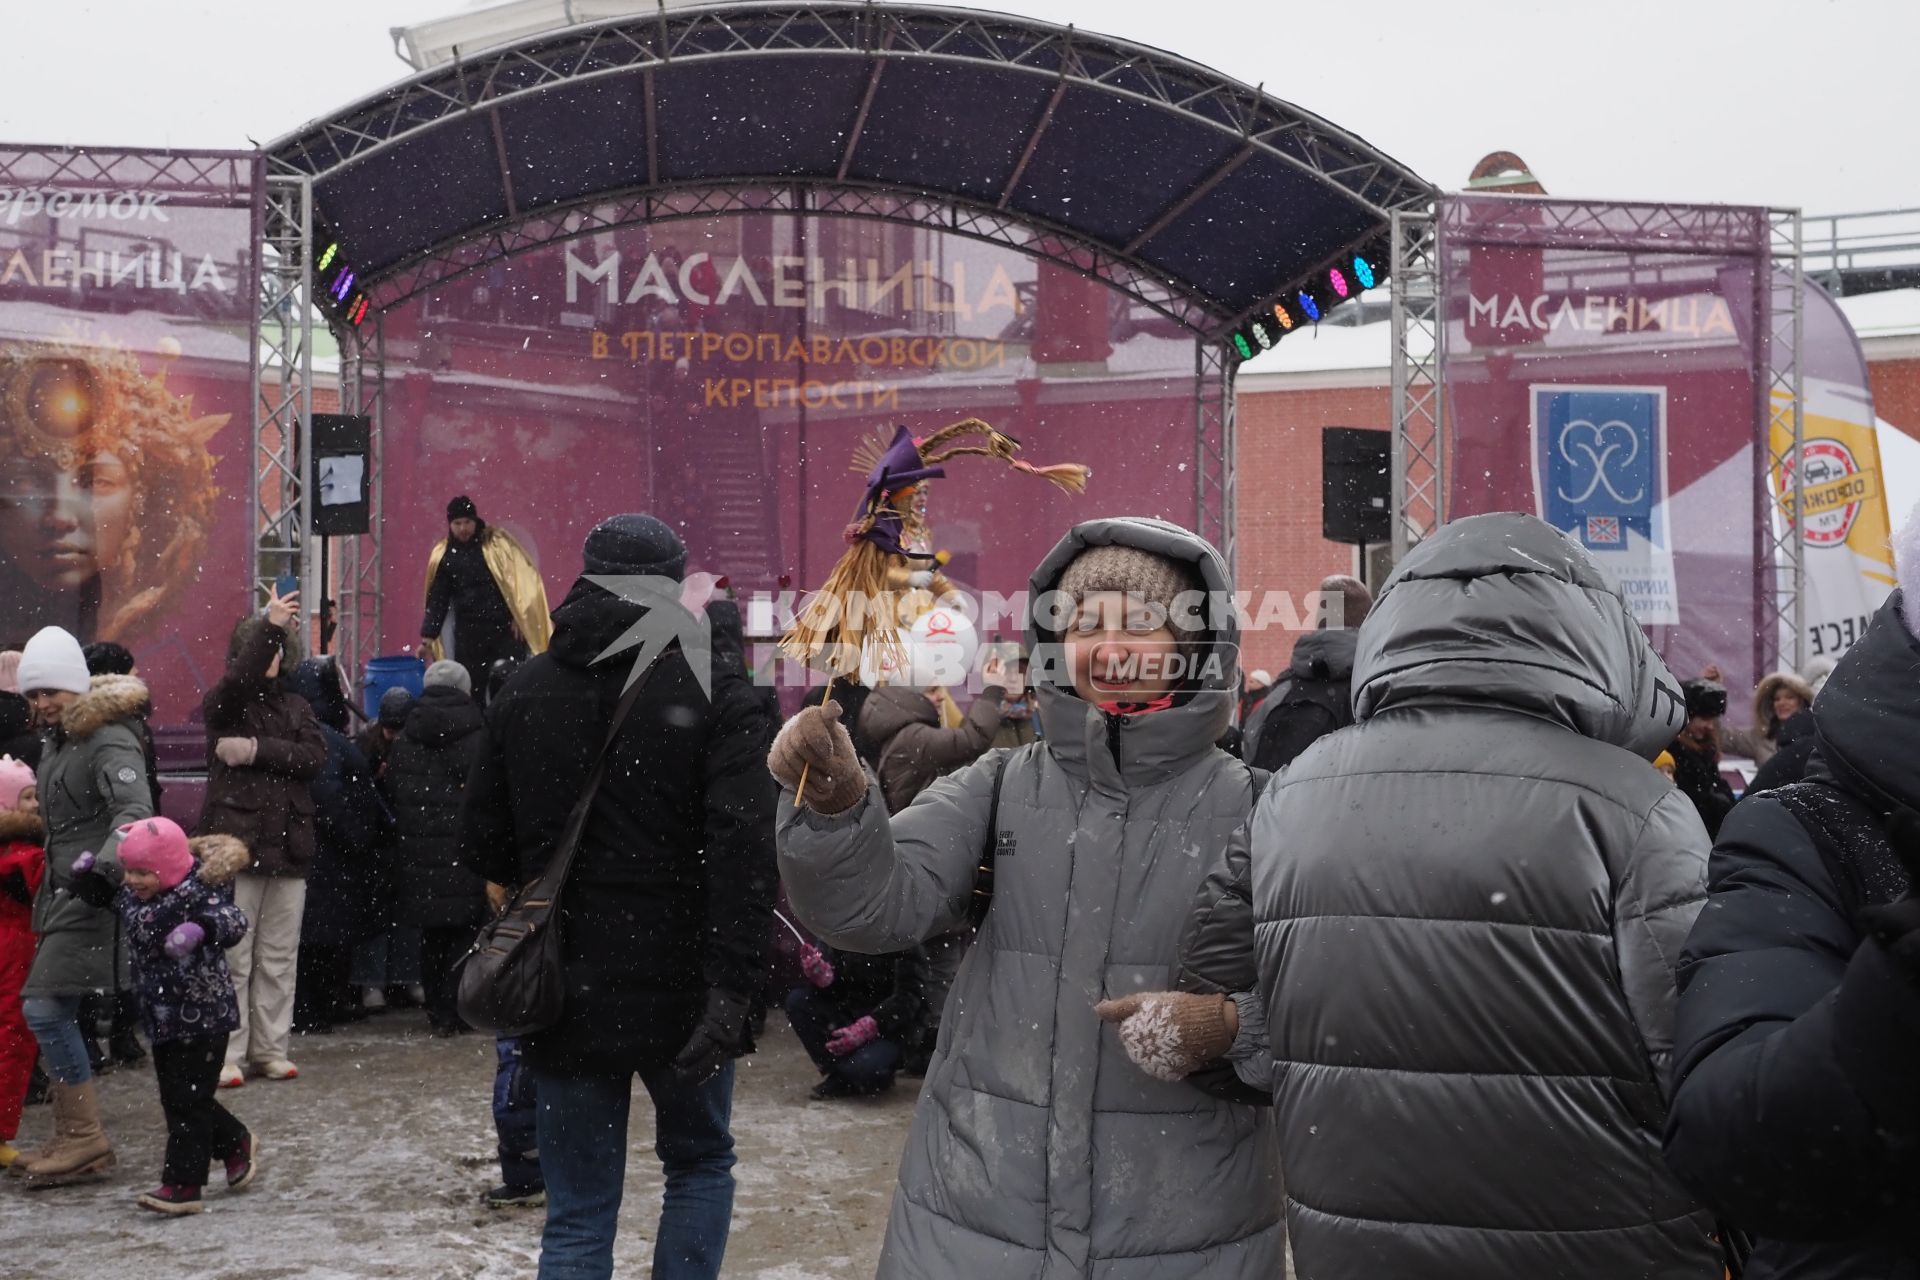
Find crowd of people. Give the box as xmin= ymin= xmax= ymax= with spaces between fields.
xmin=2 ymin=492 xmax=1916 ymax=1280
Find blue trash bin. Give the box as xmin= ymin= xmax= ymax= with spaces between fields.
xmin=362 ymin=655 xmax=426 ymax=720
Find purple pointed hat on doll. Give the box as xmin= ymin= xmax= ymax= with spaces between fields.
xmin=850 ymin=425 xmax=944 ymax=559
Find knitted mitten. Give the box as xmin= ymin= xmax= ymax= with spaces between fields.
xmin=1094 ymin=992 xmax=1234 ymax=1082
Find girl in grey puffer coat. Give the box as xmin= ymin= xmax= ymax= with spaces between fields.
xmin=1157 ymin=512 xmax=1720 ymax=1280
xmin=773 ymin=517 xmax=1283 ymax=1280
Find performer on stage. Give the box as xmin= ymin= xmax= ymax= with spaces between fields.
xmin=419 ymin=496 xmax=550 ymax=701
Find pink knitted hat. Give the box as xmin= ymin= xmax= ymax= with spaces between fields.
xmin=0 ymin=650 xmax=21 ymax=694
xmin=116 ymin=816 xmax=194 ymax=890
xmin=0 ymin=756 xmax=32 ymax=812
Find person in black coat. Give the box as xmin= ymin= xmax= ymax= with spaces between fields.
xmin=460 ymin=514 xmax=776 ymax=1278
xmin=388 ymin=661 xmax=488 ymax=1035
xmin=285 ymin=659 xmax=385 ymax=1033
xmin=1744 ymin=706 xmax=1817 ymax=796
xmin=1665 ymin=590 xmax=1920 ymax=1280
xmin=421 ymin=496 xmax=522 ymax=702
xmin=1670 ymin=677 xmax=1738 ymax=838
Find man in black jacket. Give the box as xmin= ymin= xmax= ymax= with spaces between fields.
xmin=390 ymin=660 xmax=488 ymax=1036
xmin=421 ymin=496 xmax=521 ymax=701
xmin=460 ymin=514 xmax=776 ymax=1280
xmin=1665 ymin=589 xmax=1920 ymax=1279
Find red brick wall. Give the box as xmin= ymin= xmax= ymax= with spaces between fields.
xmin=1871 ymin=354 xmax=1920 ymax=439
xmin=1233 ymin=380 xmax=1392 ymax=675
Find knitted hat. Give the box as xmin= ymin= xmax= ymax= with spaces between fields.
xmin=423 ymin=659 xmax=472 ymax=694
xmin=378 ymin=686 xmax=414 ymax=728
xmin=0 ymin=755 xmax=33 ymax=811
xmin=1057 ymin=544 xmax=1206 ymax=639
xmin=117 ymin=816 xmax=193 ymax=890
xmin=0 ymin=650 xmax=20 ymax=694
xmin=447 ymin=495 xmax=478 ymax=522
xmin=582 ymin=513 xmax=687 ymax=580
xmin=17 ymin=626 xmax=91 ymax=695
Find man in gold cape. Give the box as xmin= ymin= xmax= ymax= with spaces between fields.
xmin=419 ymin=494 xmax=551 ymax=700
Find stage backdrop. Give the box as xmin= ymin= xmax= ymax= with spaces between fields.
xmin=374 ymin=211 xmax=1207 ymax=659
xmin=1439 ymin=195 xmax=1772 ymax=710
xmin=0 ymin=147 xmax=259 ymax=736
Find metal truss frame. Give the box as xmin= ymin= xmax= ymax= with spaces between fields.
xmin=0 ymin=145 xmax=254 ymax=199
xmin=1194 ymin=339 xmax=1235 ymax=568
xmin=345 ymin=182 xmax=1223 ymax=335
xmin=335 ymin=316 xmax=386 ymax=685
xmin=252 ymin=174 xmax=315 ymax=626
xmin=1434 ymin=193 xmax=1771 ymax=255
xmin=1388 ymin=209 xmax=1442 ymax=563
xmin=1762 ymin=209 xmax=1806 ymax=674
xmin=266 ymin=1 xmax=1431 ymax=338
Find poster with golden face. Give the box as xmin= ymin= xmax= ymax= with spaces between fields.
xmin=0 ymin=150 xmax=257 ymax=726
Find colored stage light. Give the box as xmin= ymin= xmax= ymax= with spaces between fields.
xmin=1329 ymin=267 xmax=1349 ymax=298
xmin=1252 ymin=319 xmax=1273 ymax=350
xmin=1297 ymin=291 xmax=1320 ymax=322
xmin=350 ymin=297 xmax=371 ymax=326
xmin=1272 ymin=302 xmax=1294 ymax=331
xmin=1232 ymin=333 xmax=1253 ymax=359
xmin=1353 ymin=256 xmax=1376 ymax=289
xmin=317 ymin=242 xmax=339 ymax=272
xmin=331 ymin=269 xmax=355 ymax=301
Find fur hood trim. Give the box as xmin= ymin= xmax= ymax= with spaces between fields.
xmin=60 ymin=674 xmax=151 ymax=741
xmin=189 ymin=834 xmax=249 ymax=887
xmin=0 ymin=809 xmax=44 ymax=843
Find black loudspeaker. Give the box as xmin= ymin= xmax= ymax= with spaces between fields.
xmin=1322 ymin=427 xmax=1391 ymax=545
xmin=311 ymin=413 xmax=372 ymax=536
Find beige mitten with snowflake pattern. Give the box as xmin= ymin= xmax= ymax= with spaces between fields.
xmin=1093 ymin=991 xmax=1235 ymax=1082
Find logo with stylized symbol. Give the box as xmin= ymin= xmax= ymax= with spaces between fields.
xmin=1777 ymin=438 xmax=1876 ymax=549
xmin=1556 ymin=419 xmax=1646 ymax=506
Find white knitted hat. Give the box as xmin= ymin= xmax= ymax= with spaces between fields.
xmin=17 ymin=626 xmax=90 ymax=695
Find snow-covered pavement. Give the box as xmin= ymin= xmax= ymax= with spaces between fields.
xmin=6 ymin=1011 xmax=915 ymax=1279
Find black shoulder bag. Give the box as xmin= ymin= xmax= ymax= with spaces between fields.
xmin=455 ymin=660 xmax=659 ymax=1036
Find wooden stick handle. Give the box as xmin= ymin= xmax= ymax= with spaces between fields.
xmin=795 ymin=761 xmax=810 ymax=808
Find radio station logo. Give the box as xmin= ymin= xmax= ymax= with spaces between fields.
xmin=1777 ymin=438 xmax=1878 ymax=548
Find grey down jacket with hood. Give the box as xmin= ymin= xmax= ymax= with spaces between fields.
xmin=1182 ymin=512 xmax=1721 ymax=1280
xmin=778 ymin=517 xmax=1284 ymax=1280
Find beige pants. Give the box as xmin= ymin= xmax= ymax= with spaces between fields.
xmin=225 ymin=874 xmax=307 ymax=1071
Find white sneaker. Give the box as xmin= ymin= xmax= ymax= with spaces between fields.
xmin=218 ymin=1065 xmax=245 ymax=1089
xmin=361 ymin=987 xmax=387 ymax=1012
xmin=256 ymin=1060 xmax=299 ymax=1081
xmin=407 ymin=984 xmax=427 ymax=1007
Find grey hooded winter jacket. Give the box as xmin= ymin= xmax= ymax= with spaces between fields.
xmin=778 ymin=516 xmax=1284 ymax=1280
xmin=1226 ymin=513 xmax=1720 ymax=1279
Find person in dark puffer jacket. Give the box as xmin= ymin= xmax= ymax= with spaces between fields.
xmin=285 ymin=659 xmax=384 ymax=1034
xmin=785 ymin=941 xmax=926 ymax=1099
xmin=1743 ymin=705 xmax=1817 ymax=796
xmin=388 ymin=660 xmax=487 ymax=1036
xmin=1665 ymin=576 xmax=1920 ymax=1280
xmin=68 ymin=819 xmax=257 ymax=1215
xmin=1156 ymin=512 xmax=1718 ymax=1280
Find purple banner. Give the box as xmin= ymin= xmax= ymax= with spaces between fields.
xmin=0 ymin=146 xmax=259 ymax=733
xmin=373 ymin=212 xmax=1207 ymax=658
xmin=1439 ymin=194 xmax=1771 ymax=701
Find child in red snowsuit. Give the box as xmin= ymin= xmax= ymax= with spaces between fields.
xmin=0 ymin=755 xmax=45 ymax=1169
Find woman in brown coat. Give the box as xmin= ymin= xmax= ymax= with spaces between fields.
xmin=197 ymin=588 xmax=325 ymax=1087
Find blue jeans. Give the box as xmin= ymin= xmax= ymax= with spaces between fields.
xmin=22 ymin=995 xmax=91 ymax=1085
xmin=494 ymin=1037 xmax=542 ymax=1192
xmin=785 ymin=988 xmax=902 ymax=1093
xmin=532 ymin=1059 xmax=737 ymax=1280
xmin=351 ymin=926 xmax=422 ymax=989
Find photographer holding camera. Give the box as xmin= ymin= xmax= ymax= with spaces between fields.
xmin=1671 ymin=678 xmax=1737 ymax=838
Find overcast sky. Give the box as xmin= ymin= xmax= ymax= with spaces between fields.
xmin=1 ymin=0 xmax=1912 ymax=215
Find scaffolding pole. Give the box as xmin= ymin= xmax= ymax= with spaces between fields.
xmin=1762 ymin=208 xmax=1807 ymax=674
xmin=1389 ymin=209 xmax=1442 ymax=563
xmin=253 ymin=174 xmax=315 ymax=632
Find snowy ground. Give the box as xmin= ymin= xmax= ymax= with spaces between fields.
xmin=5 ymin=1010 xmax=916 ymax=1279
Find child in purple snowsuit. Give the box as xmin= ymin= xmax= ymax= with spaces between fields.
xmin=70 ymin=817 xmax=260 ymax=1216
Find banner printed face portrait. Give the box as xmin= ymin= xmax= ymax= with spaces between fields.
xmin=0 ymin=150 xmax=257 ymax=729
